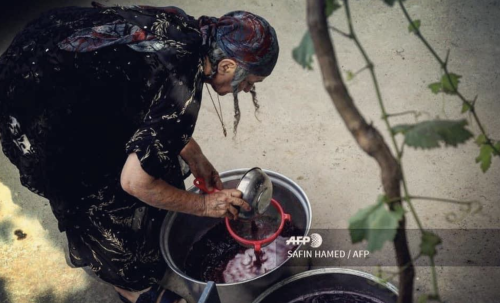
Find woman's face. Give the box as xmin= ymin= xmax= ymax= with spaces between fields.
xmin=208 ymin=59 xmax=266 ymax=95
xmin=236 ymin=74 xmax=266 ymax=93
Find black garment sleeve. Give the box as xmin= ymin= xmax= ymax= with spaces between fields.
xmin=125 ymin=67 xmax=199 ymax=179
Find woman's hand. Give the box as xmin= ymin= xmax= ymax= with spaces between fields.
xmin=189 ymin=154 xmax=223 ymax=192
xmin=203 ymin=190 xmax=251 ymax=220
xmin=180 ymin=138 xmax=223 ymax=191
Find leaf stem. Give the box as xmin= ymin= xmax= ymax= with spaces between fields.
xmin=352 ymin=65 xmax=370 ymax=77
xmin=385 ymin=110 xmax=421 ymax=119
xmin=397 ymin=0 xmax=500 ymax=156
xmin=410 ymin=196 xmax=478 ymax=206
xmin=381 ymin=253 xmax=422 ymax=279
xmin=399 ymin=140 xmax=405 ymax=159
xmin=329 ymin=26 xmax=352 ymax=38
xmin=430 ymin=257 xmax=442 ymax=301
xmin=444 ymin=49 xmax=450 ymax=66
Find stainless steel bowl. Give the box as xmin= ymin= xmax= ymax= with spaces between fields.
xmin=236 ymin=167 xmax=273 ymax=220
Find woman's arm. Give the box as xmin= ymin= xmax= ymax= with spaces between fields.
xmin=180 ymin=138 xmax=223 ymax=191
xmin=179 ymin=137 xmax=203 ymax=164
xmin=120 ymin=153 xmax=250 ymax=219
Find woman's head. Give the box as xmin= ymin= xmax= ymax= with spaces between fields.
xmin=201 ymin=11 xmax=278 ymax=93
xmin=206 ymin=58 xmax=266 ymax=96
xmin=200 ymin=11 xmax=279 ymax=134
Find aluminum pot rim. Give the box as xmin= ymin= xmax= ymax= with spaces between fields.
xmin=252 ymin=268 xmax=399 ymax=303
xmin=160 ymin=168 xmax=312 ymax=287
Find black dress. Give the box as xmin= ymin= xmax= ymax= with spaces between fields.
xmin=0 ymin=4 xmax=206 ymax=291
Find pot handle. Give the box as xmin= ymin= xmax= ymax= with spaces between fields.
xmin=198 ymin=281 xmax=222 ymax=303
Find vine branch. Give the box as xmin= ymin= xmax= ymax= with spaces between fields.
xmin=307 ymin=1 xmax=414 ymax=301
xmin=398 ymin=0 xmax=500 ymax=156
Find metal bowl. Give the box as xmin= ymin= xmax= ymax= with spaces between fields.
xmin=253 ymin=268 xmax=398 ymax=303
xmin=236 ymin=167 xmax=273 ymax=220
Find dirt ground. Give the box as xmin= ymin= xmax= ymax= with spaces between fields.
xmin=1 ymin=0 xmax=499 ymax=302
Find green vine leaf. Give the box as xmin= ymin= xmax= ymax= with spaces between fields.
xmin=348 ymin=195 xmax=404 ymax=252
xmin=476 ymin=143 xmax=500 ymax=173
xmin=441 ymin=73 xmax=462 ymax=94
xmin=428 ymin=73 xmax=462 ymax=95
xmin=292 ymin=31 xmax=315 ymax=70
xmin=392 ymin=119 xmax=473 ymax=149
xmin=408 ymin=19 xmax=421 ymax=33
xmin=428 ymin=82 xmax=441 ymax=94
xmin=475 ymin=134 xmax=487 ymax=146
xmin=325 ymin=0 xmax=342 ymax=17
xmin=461 ymin=102 xmax=471 ymax=113
xmin=420 ymin=231 xmax=442 ymax=257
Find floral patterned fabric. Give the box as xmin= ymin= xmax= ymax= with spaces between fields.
xmin=0 ymin=5 xmax=206 ymax=290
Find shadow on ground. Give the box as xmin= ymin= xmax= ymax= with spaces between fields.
xmin=0 ymin=155 xmax=119 ymax=302
xmin=0 ymin=275 xmax=117 ymax=303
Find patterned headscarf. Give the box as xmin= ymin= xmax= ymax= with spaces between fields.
xmin=199 ymin=11 xmax=279 ymax=77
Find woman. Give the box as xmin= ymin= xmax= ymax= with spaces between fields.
xmin=0 ymin=3 xmax=279 ymax=303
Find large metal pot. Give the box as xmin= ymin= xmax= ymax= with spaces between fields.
xmin=253 ymin=268 xmax=398 ymax=303
xmin=160 ymin=169 xmax=312 ymax=303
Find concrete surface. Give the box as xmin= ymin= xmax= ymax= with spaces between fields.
xmin=1 ymin=0 xmax=500 ymax=302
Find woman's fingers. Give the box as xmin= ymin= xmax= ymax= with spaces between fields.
xmin=203 ymin=191 xmax=251 ymax=218
xmin=204 ymin=172 xmax=221 ymax=192
xmin=210 ymin=170 xmax=223 ymax=191
xmin=221 ymin=190 xmax=251 ymax=212
xmin=214 ymin=175 xmax=223 ymax=190
xmin=227 ymin=195 xmax=251 ymax=212
xmin=224 ymin=189 xmax=242 ymax=198
xmin=227 ymin=205 xmax=239 ymax=220
xmin=204 ymin=176 xmax=214 ymax=192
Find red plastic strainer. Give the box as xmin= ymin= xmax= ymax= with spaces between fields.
xmin=193 ymin=177 xmax=291 ymax=253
